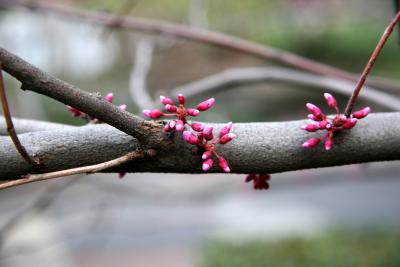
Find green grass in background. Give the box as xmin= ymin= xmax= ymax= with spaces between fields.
xmin=203 ymin=229 xmax=400 ymax=267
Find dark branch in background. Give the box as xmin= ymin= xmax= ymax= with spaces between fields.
xmin=0 ymin=114 xmax=399 ymax=180
xmin=345 ymin=10 xmax=400 ymax=116
xmin=0 ymin=64 xmax=38 ymax=165
xmin=1 ymin=0 xmax=399 ymax=91
xmin=0 ymin=150 xmax=154 ymax=190
xmin=166 ymin=67 xmax=400 ymax=111
xmin=0 ymin=47 xmax=165 ymax=146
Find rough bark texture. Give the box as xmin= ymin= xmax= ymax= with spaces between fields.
xmin=0 ymin=113 xmax=399 ymax=180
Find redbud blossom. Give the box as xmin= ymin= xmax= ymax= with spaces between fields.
xmin=165 ymin=104 xmax=177 ymax=112
xmin=325 ymin=134 xmax=333 ymax=150
xmin=352 ymin=107 xmax=371 ymax=119
xmin=301 ymin=123 xmax=320 ymax=132
xmin=202 ymin=150 xmax=212 ymax=160
xmin=67 ymin=106 xmax=83 ymax=117
xmin=306 ymin=103 xmax=323 ymax=119
xmin=119 ymin=104 xmax=127 ymax=111
xmin=178 ymin=94 xmax=185 ymax=105
xmin=197 ymin=98 xmax=215 ymax=111
xmin=218 ymin=157 xmax=230 ymax=173
xmin=324 ymin=93 xmax=337 ymax=109
xmin=219 ymin=133 xmax=236 ymax=144
xmin=187 ymin=108 xmax=200 ymax=116
xmin=202 ymin=158 xmax=213 ymax=171
xmin=183 ymin=131 xmax=200 ymax=145
xmin=160 ymin=95 xmax=174 ymax=105
xmin=105 ymin=93 xmax=113 ymax=103
xmin=191 ymin=123 xmax=205 ymax=132
xmin=302 ymin=138 xmax=321 ymax=148
xmin=219 ymin=122 xmax=233 ymax=138
xmin=175 ymin=120 xmax=185 ymax=131
xmin=342 ymin=118 xmax=357 ymax=129
xmin=202 ymin=126 xmax=214 ymax=140
xmin=143 ymin=109 xmax=163 ymax=119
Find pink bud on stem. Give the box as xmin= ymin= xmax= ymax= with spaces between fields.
xmin=187 ymin=108 xmax=200 ymax=116
xmin=202 ymin=126 xmax=214 ymax=140
xmin=183 ymin=131 xmax=200 ymax=145
xmin=324 ymin=93 xmax=337 ymax=109
xmin=160 ymin=95 xmax=174 ymax=105
xmin=219 ymin=122 xmax=233 ymax=138
xmin=202 ymin=158 xmax=213 ymax=171
xmin=302 ymin=138 xmax=321 ymax=148
xmin=219 ymin=133 xmax=236 ymax=144
xmin=105 ymin=92 xmax=113 ymax=103
xmin=143 ymin=109 xmax=164 ymax=118
xmin=217 ymin=157 xmax=230 ymax=173
xmin=178 ymin=94 xmax=185 ymax=105
xmin=352 ymin=107 xmax=371 ymax=119
xmin=197 ymin=98 xmax=215 ymax=111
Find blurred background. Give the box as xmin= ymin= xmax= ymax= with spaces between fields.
xmin=1 ymin=0 xmax=400 ymax=266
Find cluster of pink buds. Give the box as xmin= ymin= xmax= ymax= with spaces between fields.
xmin=66 ymin=92 xmax=127 ymax=123
xmin=302 ymin=93 xmax=370 ymax=150
xmin=245 ymin=173 xmax=271 ymax=190
xmin=182 ymin=122 xmax=236 ymax=173
xmin=143 ymin=94 xmax=215 ymax=132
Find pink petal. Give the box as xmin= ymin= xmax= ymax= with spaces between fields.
xmin=105 ymin=92 xmax=113 ymax=103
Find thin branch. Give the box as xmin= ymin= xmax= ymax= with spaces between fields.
xmin=129 ymin=38 xmax=156 ymax=110
xmin=0 ymin=0 xmax=375 ymax=82
xmin=167 ymin=67 xmax=400 ymax=111
xmin=345 ymin=10 xmax=400 ymax=116
xmin=0 ymin=150 xmax=153 ymax=190
xmin=0 ymin=114 xmax=399 ymax=180
xmin=0 ymin=47 xmax=166 ymax=146
xmin=0 ymin=64 xmax=38 ymax=165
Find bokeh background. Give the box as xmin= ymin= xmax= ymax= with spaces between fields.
xmin=0 ymin=0 xmax=400 ymax=266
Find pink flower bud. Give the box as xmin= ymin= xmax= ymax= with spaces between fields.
xmin=301 ymin=123 xmax=320 ymax=132
xmin=317 ymin=121 xmax=329 ymax=129
xmin=164 ymin=124 xmax=173 ymax=132
xmin=202 ymin=126 xmax=214 ymax=140
xmin=325 ymin=136 xmax=332 ymax=150
xmin=67 ymin=106 xmax=83 ymax=117
xmin=352 ymin=107 xmax=370 ymax=119
xmin=219 ymin=122 xmax=233 ymax=138
xmin=306 ymin=103 xmax=323 ymax=119
xmin=169 ymin=120 xmax=176 ymax=129
xmin=143 ymin=109 xmax=163 ymax=118
xmin=219 ymin=133 xmax=236 ymax=144
xmin=160 ymin=95 xmax=174 ymax=105
xmin=202 ymin=150 xmax=212 ymax=160
xmin=342 ymin=118 xmax=357 ymax=129
xmin=302 ymin=138 xmax=321 ymax=148
xmin=165 ymin=104 xmax=177 ymax=112
xmin=118 ymin=104 xmax=127 ymax=111
xmin=218 ymin=157 xmax=230 ymax=173
xmin=324 ymin=93 xmax=337 ymax=109
xmin=191 ymin=123 xmax=204 ymax=132
xmin=183 ymin=130 xmax=199 ymax=145
xmin=105 ymin=92 xmax=113 ymax=103
xmin=175 ymin=120 xmax=185 ymax=131
xmin=178 ymin=94 xmax=185 ymax=105
xmin=187 ymin=108 xmax=200 ymax=116
xmin=197 ymin=98 xmax=215 ymax=111
xmin=338 ymin=114 xmax=348 ymax=123
xmin=202 ymin=158 xmax=213 ymax=171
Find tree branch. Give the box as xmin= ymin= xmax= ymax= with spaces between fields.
xmin=0 ymin=150 xmax=152 ymax=190
xmin=167 ymin=67 xmax=400 ymax=111
xmin=0 ymin=0 xmax=394 ymax=87
xmin=0 ymin=114 xmax=399 ymax=180
xmin=0 ymin=47 xmax=165 ymax=146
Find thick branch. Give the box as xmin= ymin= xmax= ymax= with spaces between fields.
xmin=0 ymin=113 xmax=399 ymax=180
xmin=0 ymin=47 xmax=165 ymax=145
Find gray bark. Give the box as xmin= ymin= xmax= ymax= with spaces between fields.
xmin=0 ymin=113 xmax=399 ymax=180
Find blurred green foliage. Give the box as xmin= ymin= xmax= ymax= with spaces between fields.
xmin=203 ymin=230 xmax=400 ymax=267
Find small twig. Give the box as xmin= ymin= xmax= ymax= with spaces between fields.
xmin=0 ymin=64 xmax=37 ymax=165
xmin=129 ymin=38 xmax=156 ymax=109
xmin=0 ymin=150 xmax=155 ymax=190
xmin=345 ymin=10 xmax=400 ymax=116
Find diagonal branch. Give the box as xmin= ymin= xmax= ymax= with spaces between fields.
xmin=0 ymin=64 xmax=38 ymax=165
xmin=0 ymin=150 xmax=155 ymax=190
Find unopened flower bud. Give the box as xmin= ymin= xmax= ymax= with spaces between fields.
xmin=165 ymin=104 xmax=177 ymax=112
xmin=342 ymin=118 xmax=357 ymax=129
xmin=143 ymin=109 xmax=163 ymax=118
xmin=301 ymin=123 xmax=320 ymax=132
xmin=324 ymin=93 xmax=337 ymax=109
xmin=164 ymin=124 xmax=173 ymax=132
xmin=191 ymin=123 xmax=204 ymax=132
xmin=175 ymin=120 xmax=185 ymax=131
xmin=202 ymin=126 xmax=214 ymax=140
xmin=197 ymin=98 xmax=215 ymax=111
xmin=187 ymin=108 xmax=200 ymax=116
xmin=202 ymin=158 xmax=213 ymax=171
xmin=67 ymin=106 xmax=83 ymax=117
xmin=218 ymin=157 xmax=230 ymax=173
xmin=160 ymin=95 xmax=174 ymax=105
xmin=202 ymin=150 xmax=212 ymax=160
xmin=183 ymin=131 xmax=200 ymax=145
xmin=119 ymin=104 xmax=127 ymax=111
xmin=105 ymin=92 xmax=113 ymax=103
xmin=302 ymin=138 xmax=321 ymax=148
xmin=352 ymin=107 xmax=370 ymax=119
xmin=178 ymin=94 xmax=185 ymax=105
xmin=325 ymin=136 xmax=332 ymax=150
xmin=306 ymin=103 xmax=323 ymax=119
xmin=219 ymin=133 xmax=236 ymax=144
xmin=219 ymin=122 xmax=233 ymax=138
xmin=169 ymin=120 xmax=176 ymax=129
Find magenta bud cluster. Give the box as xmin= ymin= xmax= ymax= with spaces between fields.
xmin=143 ymin=94 xmax=236 ymax=173
xmin=245 ymin=173 xmax=271 ymax=190
xmin=302 ymin=93 xmax=371 ymax=150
